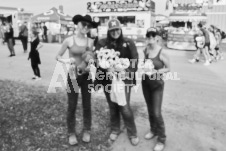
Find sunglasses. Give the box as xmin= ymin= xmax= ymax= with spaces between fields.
xmin=81 ymin=21 xmax=92 ymax=29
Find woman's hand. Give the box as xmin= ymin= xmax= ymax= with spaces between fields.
xmin=57 ymin=58 xmax=76 ymax=64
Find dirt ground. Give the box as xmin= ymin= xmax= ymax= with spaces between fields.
xmin=0 ymin=41 xmax=226 ymax=151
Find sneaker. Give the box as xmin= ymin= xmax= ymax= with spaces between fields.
xmin=154 ymin=142 xmax=165 ymax=151
xmin=144 ymin=131 xmax=156 ymax=140
xmin=109 ymin=133 xmax=118 ymax=141
xmin=82 ymin=131 xmax=91 ymax=143
xmin=35 ymin=77 xmax=42 ymax=81
xmin=204 ymin=61 xmax=210 ymax=66
xmin=68 ymin=134 xmax=78 ymax=145
xmin=32 ymin=76 xmax=37 ymax=80
xmin=130 ymin=137 xmax=140 ymax=146
xmin=188 ymin=58 xmax=199 ymax=64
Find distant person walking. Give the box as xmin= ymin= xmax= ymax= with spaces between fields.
xmin=42 ymin=23 xmax=48 ymax=42
xmin=5 ymin=21 xmax=15 ymax=57
xmin=0 ymin=20 xmax=5 ymax=45
xmin=198 ymin=23 xmax=212 ymax=65
xmin=28 ymin=30 xmax=43 ymax=80
xmin=19 ymin=21 xmax=29 ymax=53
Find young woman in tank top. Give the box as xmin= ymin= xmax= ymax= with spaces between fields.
xmin=142 ymin=27 xmax=170 ymax=151
xmin=56 ymin=14 xmax=97 ymax=145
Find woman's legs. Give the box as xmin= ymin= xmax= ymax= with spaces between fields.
xmin=67 ymin=76 xmax=79 ymax=134
xmin=8 ymin=39 xmax=15 ymax=55
xmin=119 ymin=85 xmax=137 ymax=138
xmin=142 ymin=78 xmax=166 ymax=144
xmin=104 ymin=82 xmax=137 ymax=138
xmin=202 ymin=45 xmax=211 ymax=63
xmin=31 ymin=63 xmax=41 ymax=77
xmin=31 ymin=64 xmax=37 ymax=76
xmin=80 ymin=74 xmax=92 ymax=131
xmin=142 ymin=79 xmax=157 ymax=135
xmin=104 ymin=84 xmax=121 ymax=135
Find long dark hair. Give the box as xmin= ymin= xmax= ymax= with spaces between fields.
xmin=106 ymin=29 xmax=124 ymax=50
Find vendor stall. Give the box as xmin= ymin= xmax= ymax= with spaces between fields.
xmin=167 ymin=3 xmax=207 ymax=50
xmin=31 ymin=7 xmax=72 ymax=43
xmin=87 ymin=0 xmax=156 ymax=42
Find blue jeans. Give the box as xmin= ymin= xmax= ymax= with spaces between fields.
xmin=142 ymin=74 xmax=166 ymax=143
xmin=102 ymin=80 xmax=137 ymax=138
xmin=67 ymin=74 xmax=92 ymax=134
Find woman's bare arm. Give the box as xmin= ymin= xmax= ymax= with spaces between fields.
xmin=158 ymin=50 xmax=170 ymax=74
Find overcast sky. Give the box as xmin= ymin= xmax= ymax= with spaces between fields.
xmin=0 ymin=0 xmax=171 ymax=16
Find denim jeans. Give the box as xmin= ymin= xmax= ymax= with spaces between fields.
xmin=102 ymin=80 xmax=137 ymax=138
xmin=67 ymin=73 xmax=92 ymax=134
xmin=142 ymin=74 xmax=166 ymax=143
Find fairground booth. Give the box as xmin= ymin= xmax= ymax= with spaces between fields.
xmin=31 ymin=6 xmax=72 ymax=43
xmin=167 ymin=3 xmax=207 ymax=50
xmin=0 ymin=6 xmax=33 ymax=39
xmin=168 ymin=0 xmax=226 ymax=50
xmin=87 ymin=0 xmax=156 ymax=43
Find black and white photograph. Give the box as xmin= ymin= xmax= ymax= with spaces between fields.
xmin=0 ymin=0 xmax=226 ymax=151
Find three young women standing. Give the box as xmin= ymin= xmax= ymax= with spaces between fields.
xmin=56 ymin=15 xmax=169 ymax=151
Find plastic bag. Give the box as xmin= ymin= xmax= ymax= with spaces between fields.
xmin=110 ymin=75 xmax=127 ymax=106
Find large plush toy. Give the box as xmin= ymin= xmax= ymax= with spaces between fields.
xmin=77 ymin=51 xmax=95 ymax=75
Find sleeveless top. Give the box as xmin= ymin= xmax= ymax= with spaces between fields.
xmin=144 ymin=48 xmax=164 ymax=70
xmin=68 ymin=36 xmax=89 ymax=64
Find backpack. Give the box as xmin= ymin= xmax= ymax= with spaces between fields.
xmin=221 ymin=31 xmax=226 ymax=39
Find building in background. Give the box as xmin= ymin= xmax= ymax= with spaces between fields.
xmin=0 ymin=6 xmax=19 ymax=36
xmin=87 ymin=0 xmax=156 ymax=42
xmin=0 ymin=6 xmax=33 ymax=37
xmin=174 ymin=0 xmax=226 ymax=32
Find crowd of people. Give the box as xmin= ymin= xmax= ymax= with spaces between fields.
xmin=0 ymin=19 xmax=43 ymax=81
xmin=56 ymin=14 xmax=170 ymax=151
xmin=189 ymin=23 xmax=225 ymax=66
xmin=31 ymin=23 xmax=48 ymax=42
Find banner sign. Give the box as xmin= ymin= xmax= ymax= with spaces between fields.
xmin=168 ymin=33 xmax=195 ymax=43
xmin=173 ymin=3 xmax=203 ymax=12
xmin=196 ymin=0 xmax=226 ymax=5
xmin=214 ymin=0 xmax=226 ymax=5
xmin=87 ymin=0 xmax=155 ymax=13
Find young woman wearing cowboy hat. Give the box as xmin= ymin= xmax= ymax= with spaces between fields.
xmin=56 ymin=14 xmax=98 ymax=145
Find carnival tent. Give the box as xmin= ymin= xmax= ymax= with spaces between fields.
xmin=31 ymin=7 xmax=72 ymax=24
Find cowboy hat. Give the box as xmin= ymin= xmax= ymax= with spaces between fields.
xmin=72 ymin=14 xmax=98 ymax=28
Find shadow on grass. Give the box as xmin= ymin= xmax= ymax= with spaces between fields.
xmin=0 ymin=80 xmax=142 ymax=151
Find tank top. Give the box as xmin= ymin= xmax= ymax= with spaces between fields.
xmin=144 ymin=48 xmax=164 ymax=70
xmin=68 ymin=36 xmax=89 ymax=64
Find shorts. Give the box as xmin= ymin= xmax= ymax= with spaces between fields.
xmin=204 ymin=42 xmax=210 ymax=50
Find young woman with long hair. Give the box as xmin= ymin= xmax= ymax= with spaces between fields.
xmin=94 ymin=19 xmax=140 ymax=146
xmin=142 ymin=28 xmax=170 ymax=151
xmin=56 ymin=14 xmax=97 ymax=145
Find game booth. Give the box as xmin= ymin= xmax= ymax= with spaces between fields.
xmin=87 ymin=0 xmax=156 ymax=43
xmin=167 ymin=3 xmax=207 ymax=50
